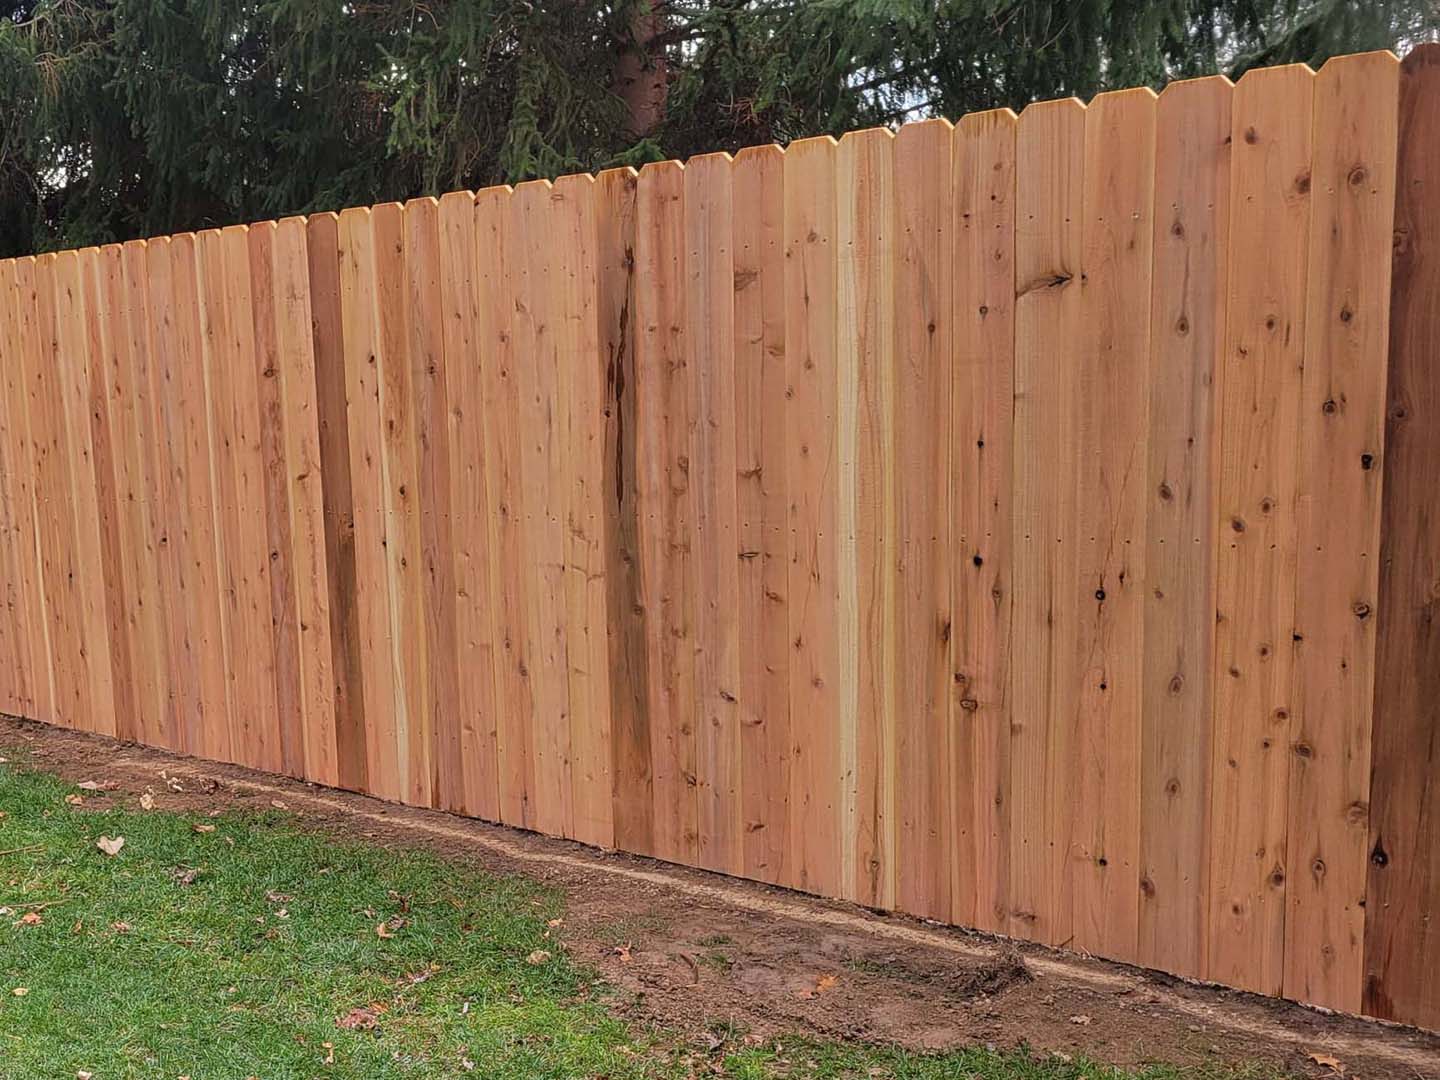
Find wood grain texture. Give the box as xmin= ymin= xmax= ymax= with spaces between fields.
xmin=1010 ymin=98 xmax=1085 ymax=946
xmin=598 ymin=167 xmax=655 ymax=855
xmin=951 ymin=109 xmax=1017 ymax=934
xmin=474 ymin=185 xmax=537 ymax=830
xmin=310 ymin=212 xmax=370 ymax=793
xmin=1139 ymin=75 xmax=1231 ymax=979
xmin=553 ymin=174 xmax=615 ymax=850
xmin=685 ymin=154 xmax=743 ymax=875
xmin=1071 ymin=88 xmax=1156 ymax=965
xmin=892 ymin=120 xmax=954 ymax=922
xmin=1207 ymin=64 xmax=1314 ymax=997
xmin=784 ymin=136 xmax=845 ymax=899
xmin=836 ymin=127 xmax=895 ymax=909
xmin=437 ymin=189 xmax=501 ymax=822
xmin=1365 ymin=42 xmax=1440 ymax=1031
xmin=1285 ymin=51 xmax=1398 ymax=1014
xmin=731 ymin=144 xmax=792 ymax=887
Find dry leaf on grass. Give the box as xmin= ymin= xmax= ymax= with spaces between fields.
xmin=322 ymin=1041 xmax=335 ymax=1065
xmin=192 ymin=823 xmax=216 ymax=834
xmin=139 ymin=792 xmax=155 ymax=811
xmin=375 ymin=921 xmax=395 ymax=939
xmin=10 ymin=987 xmax=27 ymax=996
xmin=64 ymin=794 xmax=83 ymax=806
xmin=526 ymin=949 xmax=552 ymax=965
xmin=17 ymin=912 xmax=41 ymax=927
xmin=1307 ymin=1052 xmax=1346 ymax=1075
xmin=111 ymin=921 xmax=131 ymax=933
xmin=95 ymin=836 xmax=125 ymax=856
xmin=336 ymin=1006 xmax=380 ymax=1030
xmin=77 ymin=781 xmax=117 ymax=792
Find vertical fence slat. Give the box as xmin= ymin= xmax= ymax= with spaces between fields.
xmin=336 ymin=208 xmax=402 ymax=801
xmin=1207 ymin=63 xmax=1315 ymax=997
xmin=310 ymin=213 xmax=369 ymax=792
xmin=1365 ymin=41 xmax=1440 ymax=1032
xmin=951 ymin=108 xmax=1017 ymax=934
xmin=1139 ymin=75 xmax=1231 ymax=979
xmin=1010 ymin=98 xmax=1085 ymax=945
xmin=554 ymin=174 xmax=616 ymax=850
xmin=732 ymin=145 xmax=792 ymax=887
xmin=437 ymin=190 xmax=501 ymax=821
xmin=475 ymin=186 xmax=536 ymax=830
xmin=599 ymin=167 xmax=654 ymax=853
xmin=680 ymin=156 xmax=742 ymax=873
xmin=1071 ymin=88 xmax=1157 ymax=965
xmin=1286 ymin=51 xmax=1399 ymax=1014
xmin=0 ymin=259 xmax=40 ymax=720
xmin=891 ymin=119 xmax=954 ymax=921
xmin=634 ymin=160 xmax=697 ymax=866
xmin=837 ymin=127 xmax=896 ymax=909
xmin=406 ymin=197 xmax=462 ymax=811
xmin=784 ymin=136 xmax=845 ymax=898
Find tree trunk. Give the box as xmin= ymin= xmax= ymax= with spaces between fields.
xmin=615 ymin=0 xmax=669 ymax=139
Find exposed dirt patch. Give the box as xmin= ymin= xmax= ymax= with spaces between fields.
xmin=5 ymin=716 xmax=1438 ymax=1079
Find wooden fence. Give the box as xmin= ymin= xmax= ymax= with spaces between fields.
xmin=0 ymin=45 xmax=1436 ymax=1031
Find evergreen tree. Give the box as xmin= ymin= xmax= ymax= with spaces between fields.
xmin=0 ymin=0 xmax=1434 ymax=256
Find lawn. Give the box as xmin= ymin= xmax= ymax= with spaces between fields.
xmin=0 ymin=759 xmax=1287 ymax=1080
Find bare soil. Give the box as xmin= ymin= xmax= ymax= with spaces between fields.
xmin=4 ymin=716 xmax=1437 ymax=1079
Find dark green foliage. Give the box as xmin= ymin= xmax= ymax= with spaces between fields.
xmin=0 ymin=0 xmax=1434 ymax=255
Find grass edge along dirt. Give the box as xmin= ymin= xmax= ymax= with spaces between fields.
xmin=0 ymin=757 xmax=1291 ymax=1079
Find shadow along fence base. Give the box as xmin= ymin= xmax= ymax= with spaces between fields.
xmin=0 ymin=46 xmax=1437 ymax=1032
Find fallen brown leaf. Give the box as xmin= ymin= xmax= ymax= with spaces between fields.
xmin=614 ymin=943 xmax=633 ymax=964
xmin=1069 ymin=1014 xmax=1093 ymax=1026
xmin=77 ymin=781 xmax=117 ymax=792
xmin=375 ymin=921 xmax=395 ymax=939
xmin=1307 ymin=1052 xmax=1346 ymax=1075
xmin=798 ymin=972 xmax=840 ymax=998
xmin=111 ymin=921 xmax=131 ymax=933
xmin=64 ymin=794 xmax=83 ymax=806
xmin=192 ymin=823 xmax=216 ymax=834
xmin=526 ymin=949 xmax=551 ymax=965
xmin=139 ymin=792 xmax=155 ymax=811
xmin=265 ymin=890 xmax=293 ymax=903
xmin=17 ymin=911 xmax=41 ymax=927
xmin=11 ymin=987 xmax=27 ymax=996
xmin=95 ymin=836 xmax=125 ymax=857
xmin=322 ymin=1041 xmax=335 ymax=1064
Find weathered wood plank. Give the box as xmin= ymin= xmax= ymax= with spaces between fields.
xmin=1365 ymin=41 xmax=1440 ymax=1031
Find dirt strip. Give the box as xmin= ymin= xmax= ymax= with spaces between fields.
xmin=3 ymin=717 xmax=1437 ymax=1079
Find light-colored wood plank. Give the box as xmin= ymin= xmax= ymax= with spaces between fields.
xmin=438 ymin=189 xmax=502 ymax=821
xmin=889 ymin=119 xmax=955 ymax=921
xmin=405 ymin=197 xmax=461 ymax=811
xmin=0 ymin=259 xmax=30 ymax=718
xmin=336 ymin=207 xmax=404 ymax=802
xmin=1365 ymin=41 xmax=1440 ymax=1032
xmin=552 ymin=173 xmax=615 ymax=849
xmin=684 ymin=153 xmax=743 ymax=874
xmin=0 ymin=258 xmax=47 ymax=721
xmin=951 ymin=107 xmax=1018 ymax=934
xmin=474 ymin=184 xmax=536 ymax=829
xmin=166 ymin=234 xmax=231 ymax=760
xmin=1207 ymin=63 xmax=1314 ymax=997
xmin=52 ymin=251 xmax=119 ymax=737
xmin=309 ymin=212 xmax=369 ymax=792
xmin=597 ymin=166 xmax=655 ymax=854
xmin=372 ymin=202 xmax=428 ymax=804
xmin=119 ymin=241 xmax=172 ymax=750
xmin=1010 ymin=97 xmax=1086 ymax=945
xmin=509 ymin=181 xmax=574 ymax=840
xmin=249 ymin=222 xmax=306 ymax=776
xmin=784 ymin=135 xmax=844 ymax=898
xmin=1070 ymin=88 xmax=1156 ymax=964
xmin=1139 ymin=75 xmax=1231 ymax=979
xmin=635 ymin=159 xmax=698 ymax=866
xmin=836 ymin=127 xmax=896 ymax=909
xmin=731 ymin=144 xmax=792 ymax=887
xmin=1285 ymin=51 xmax=1398 ymax=1013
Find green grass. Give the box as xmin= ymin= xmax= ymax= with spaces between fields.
xmin=0 ymin=758 xmax=1289 ymax=1080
